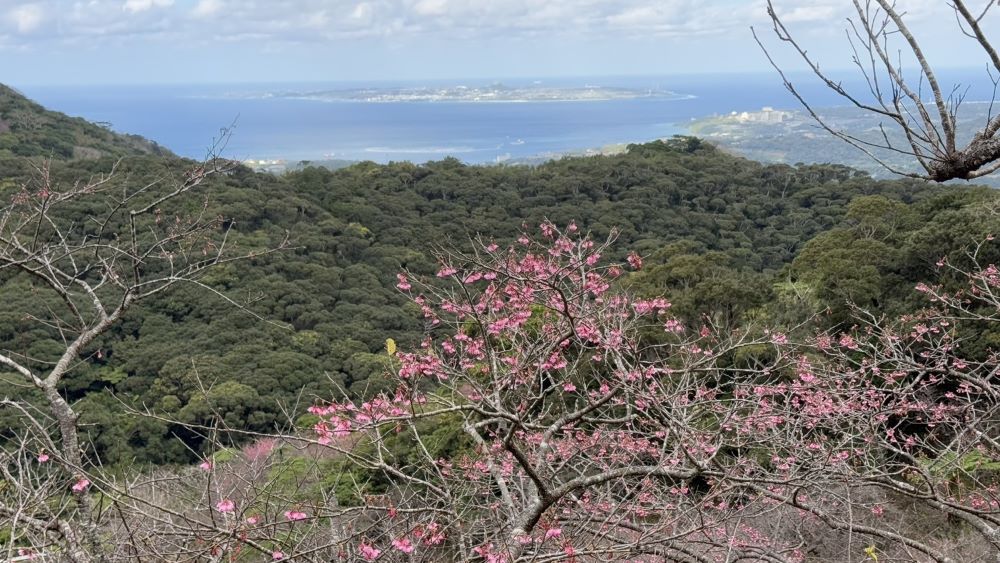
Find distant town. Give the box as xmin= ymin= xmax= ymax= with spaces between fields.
xmin=242 ymin=158 xmax=288 ymax=174
xmin=687 ymin=102 xmax=1000 ymax=186
xmin=726 ymin=107 xmax=793 ymax=124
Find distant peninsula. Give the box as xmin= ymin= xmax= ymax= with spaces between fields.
xmin=230 ymin=83 xmax=693 ymax=104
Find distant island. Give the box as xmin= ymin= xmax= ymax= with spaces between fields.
xmin=225 ymin=83 xmax=694 ymax=104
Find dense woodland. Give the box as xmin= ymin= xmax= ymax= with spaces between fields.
xmin=2 ymin=85 xmax=998 ymax=465
xmin=2 ymin=86 xmax=1000 ymax=561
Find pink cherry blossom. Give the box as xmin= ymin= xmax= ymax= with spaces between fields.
xmin=71 ymin=478 xmax=90 ymax=493
xmin=271 ymin=551 xmax=285 ymax=560
xmin=626 ymin=251 xmax=643 ymax=270
xmin=290 ymin=226 xmax=1000 ymax=561
xmin=37 ymin=453 xmax=49 ymax=463
xmin=284 ymin=510 xmax=308 ymax=521
xmin=215 ymin=499 xmax=235 ymax=513
xmin=392 ymin=537 xmax=415 ymax=553
xmin=838 ymin=334 xmax=859 ymax=350
xmin=359 ymin=542 xmax=382 ymax=560
xmin=198 ymin=460 xmax=212 ymax=471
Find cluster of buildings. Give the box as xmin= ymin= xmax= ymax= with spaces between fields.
xmin=242 ymin=159 xmax=287 ymax=174
xmin=729 ymin=107 xmax=793 ymax=124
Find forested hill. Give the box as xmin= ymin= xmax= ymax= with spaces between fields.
xmin=1 ymin=93 xmax=998 ymax=465
xmin=0 ymin=84 xmax=168 ymax=160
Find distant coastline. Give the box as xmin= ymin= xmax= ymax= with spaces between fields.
xmin=211 ymin=84 xmax=695 ymax=104
xmin=25 ymin=76 xmax=836 ymax=166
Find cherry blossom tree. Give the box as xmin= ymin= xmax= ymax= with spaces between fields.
xmin=4 ymin=218 xmax=998 ymax=561
xmin=0 ymin=153 xmax=288 ymax=562
xmin=275 ymin=223 xmax=996 ymax=561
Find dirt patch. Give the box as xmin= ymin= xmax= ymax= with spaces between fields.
xmin=0 ymin=118 xmax=10 ymax=134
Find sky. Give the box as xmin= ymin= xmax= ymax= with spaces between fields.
xmin=0 ymin=0 xmax=996 ymax=85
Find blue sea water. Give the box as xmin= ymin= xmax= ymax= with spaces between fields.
xmin=14 ymin=71 xmax=995 ymax=165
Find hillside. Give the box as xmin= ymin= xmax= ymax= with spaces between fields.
xmin=7 ymin=142 xmax=998 ymax=466
xmin=1 ymin=93 xmax=998 ymax=467
xmin=3 ymin=91 xmax=1000 ymax=562
xmin=0 ymin=83 xmax=169 ymax=160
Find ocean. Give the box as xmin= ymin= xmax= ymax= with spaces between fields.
xmin=15 ymin=71 xmax=995 ymax=165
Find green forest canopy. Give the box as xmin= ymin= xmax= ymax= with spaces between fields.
xmin=2 ymin=86 xmax=998 ymax=465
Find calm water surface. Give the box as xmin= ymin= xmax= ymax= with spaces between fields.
xmin=17 ymin=72 xmax=993 ymax=164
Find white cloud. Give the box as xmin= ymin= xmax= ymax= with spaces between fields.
xmin=777 ymin=4 xmax=839 ymax=23
xmin=413 ymin=0 xmax=448 ymax=17
xmin=0 ymin=0 xmax=970 ymax=48
xmin=191 ymin=0 xmax=223 ymax=18
xmin=350 ymin=2 xmax=373 ymax=21
xmin=305 ymin=10 xmax=328 ymax=28
xmin=8 ymin=3 xmax=45 ymax=34
xmin=122 ymin=0 xmax=172 ymax=13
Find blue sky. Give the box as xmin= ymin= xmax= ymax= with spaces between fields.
xmin=0 ymin=0 xmax=994 ymax=85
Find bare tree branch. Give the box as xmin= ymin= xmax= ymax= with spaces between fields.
xmin=758 ymin=0 xmax=1000 ymax=181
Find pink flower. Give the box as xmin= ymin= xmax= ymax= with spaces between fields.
xmin=37 ymin=453 xmax=49 ymax=463
xmin=284 ymin=510 xmax=308 ymax=521
xmin=562 ymin=382 xmax=577 ymax=392
xmin=392 ymin=537 xmax=415 ymax=553
xmin=422 ymin=522 xmax=446 ymax=545
xmin=838 ymin=334 xmax=859 ymax=350
xmin=664 ymin=319 xmax=685 ymax=334
xmin=198 ymin=460 xmax=213 ymax=471
xmin=472 ymin=544 xmax=507 ymax=563
xmin=216 ymin=499 xmax=236 ymax=513
xmin=71 ymin=478 xmax=90 ymax=493
xmin=396 ymin=273 xmax=411 ymax=291
xmin=272 ymin=551 xmax=285 ymax=560
xmin=626 ymin=251 xmax=643 ymax=270
xmin=544 ymin=527 xmax=562 ymax=541
xmin=246 ymin=515 xmax=260 ymax=525
xmin=359 ymin=542 xmax=382 ymax=560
